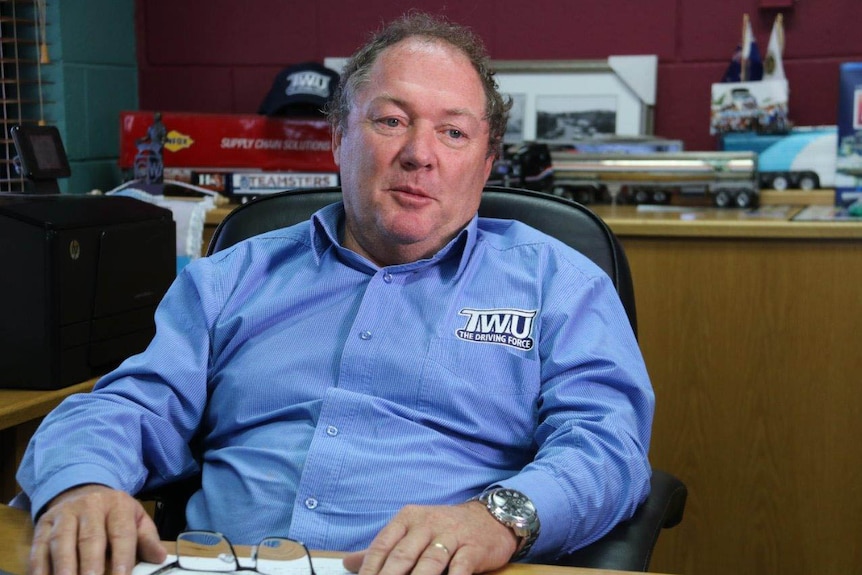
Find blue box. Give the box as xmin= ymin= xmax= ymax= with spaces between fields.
xmin=835 ymin=63 xmax=862 ymax=206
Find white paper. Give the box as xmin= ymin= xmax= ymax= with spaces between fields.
xmin=134 ymin=556 xmax=352 ymax=575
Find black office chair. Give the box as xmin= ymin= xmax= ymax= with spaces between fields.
xmin=146 ymin=185 xmax=686 ymax=572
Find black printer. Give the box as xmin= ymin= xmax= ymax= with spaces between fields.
xmin=0 ymin=194 xmax=176 ymax=389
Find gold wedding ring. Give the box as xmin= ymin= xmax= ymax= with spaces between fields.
xmin=431 ymin=541 xmax=450 ymax=555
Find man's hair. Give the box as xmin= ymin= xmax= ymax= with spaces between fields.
xmin=325 ymin=11 xmax=511 ymax=158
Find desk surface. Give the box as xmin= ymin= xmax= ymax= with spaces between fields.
xmin=589 ymin=204 xmax=862 ymax=239
xmin=205 ymin=189 xmax=862 ymax=242
xmin=0 ymin=378 xmax=97 ymax=432
xmin=0 ymin=505 xmax=32 ymax=574
xmin=0 ymin=504 xmax=657 ymax=575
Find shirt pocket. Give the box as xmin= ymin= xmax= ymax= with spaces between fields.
xmin=417 ymin=336 xmax=539 ymax=454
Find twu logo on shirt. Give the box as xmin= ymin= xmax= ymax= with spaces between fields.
xmin=455 ymin=308 xmax=537 ymax=351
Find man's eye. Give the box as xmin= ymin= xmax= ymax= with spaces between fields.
xmin=380 ymin=118 xmax=401 ymax=128
xmin=447 ymin=129 xmax=464 ymax=139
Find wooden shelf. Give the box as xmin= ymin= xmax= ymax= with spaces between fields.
xmin=759 ymin=189 xmax=834 ymax=206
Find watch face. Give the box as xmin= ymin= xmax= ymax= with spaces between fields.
xmin=490 ymin=489 xmax=536 ymax=522
xmin=481 ymin=488 xmax=540 ymax=559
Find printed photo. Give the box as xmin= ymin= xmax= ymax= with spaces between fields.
xmin=535 ymin=95 xmax=617 ymax=141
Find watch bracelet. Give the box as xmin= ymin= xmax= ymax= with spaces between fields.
xmin=475 ymin=487 xmax=540 ymax=561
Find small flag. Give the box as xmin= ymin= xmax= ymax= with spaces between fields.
xmin=722 ymin=45 xmax=743 ymax=83
xmin=741 ymin=14 xmax=763 ymax=81
xmin=764 ymin=14 xmax=785 ymax=81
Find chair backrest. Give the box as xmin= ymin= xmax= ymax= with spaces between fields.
xmin=208 ymin=185 xmax=637 ymax=335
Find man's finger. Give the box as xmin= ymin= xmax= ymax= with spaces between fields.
xmin=342 ymin=551 xmax=365 ymax=574
xmin=405 ymin=541 xmax=454 ymax=575
xmin=105 ymin=502 xmax=142 ymax=575
xmin=29 ymin=519 xmax=55 ymax=575
xmin=48 ymin=514 xmax=81 ymax=575
xmin=444 ymin=544 xmax=484 ymax=575
xmin=77 ymin=511 xmax=108 ymax=575
xmin=355 ymin=519 xmax=412 ymax=575
xmin=362 ymin=527 xmax=450 ymax=575
xmin=135 ymin=511 xmax=168 ymax=565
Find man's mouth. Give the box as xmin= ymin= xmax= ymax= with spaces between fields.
xmin=390 ymin=185 xmax=432 ymax=202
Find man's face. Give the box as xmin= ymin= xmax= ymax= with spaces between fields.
xmin=332 ymin=38 xmax=494 ymax=266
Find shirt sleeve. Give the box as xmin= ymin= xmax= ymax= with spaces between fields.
xmin=498 ymin=267 xmax=655 ymax=560
xmin=15 ymin=263 xmax=218 ymax=519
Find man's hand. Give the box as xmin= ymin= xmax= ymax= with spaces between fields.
xmin=342 ymin=501 xmax=518 ymax=575
xmin=29 ymin=484 xmax=166 ymax=575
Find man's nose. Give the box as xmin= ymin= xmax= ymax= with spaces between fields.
xmin=399 ymin=125 xmax=436 ymax=170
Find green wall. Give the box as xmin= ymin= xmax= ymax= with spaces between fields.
xmin=48 ymin=1 xmax=137 ymax=194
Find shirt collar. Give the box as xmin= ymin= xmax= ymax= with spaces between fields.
xmin=310 ymin=202 xmax=478 ymax=276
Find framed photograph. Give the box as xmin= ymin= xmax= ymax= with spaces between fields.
xmin=709 ymin=79 xmax=789 ymax=135
xmin=492 ymin=56 xmax=657 ymax=143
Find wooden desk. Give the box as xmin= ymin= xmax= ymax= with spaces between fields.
xmin=590 ymin=204 xmax=862 ymax=240
xmin=587 ymin=205 xmax=862 ymax=575
xmin=0 ymin=379 xmax=98 ymax=502
xmin=0 ymin=504 xmax=32 ymax=574
xmin=0 ymin=504 xmax=658 ymax=575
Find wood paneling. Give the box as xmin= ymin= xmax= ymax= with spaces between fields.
xmin=621 ymin=234 xmax=862 ymax=575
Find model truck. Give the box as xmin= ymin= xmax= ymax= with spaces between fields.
xmin=489 ymin=142 xmax=760 ymax=208
xmin=719 ymin=126 xmax=837 ymax=190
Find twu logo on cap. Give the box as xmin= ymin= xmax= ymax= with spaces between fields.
xmin=285 ymin=71 xmax=333 ymax=98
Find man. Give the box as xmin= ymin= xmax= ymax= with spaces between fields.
xmin=16 ymin=12 xmax=654 ymax=575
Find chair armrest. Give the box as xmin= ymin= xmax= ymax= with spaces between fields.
xmin=552 ymin=468 xmax=687 ymax=572
xmin=138 ymin=474 xmax=202 ymax=541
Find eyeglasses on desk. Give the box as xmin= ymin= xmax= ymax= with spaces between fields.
xmin=148 ymin=530 xmax=317 ymax=575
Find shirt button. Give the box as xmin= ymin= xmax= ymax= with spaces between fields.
xmin=326 ymin=425 xmax=339 ymax=436
xmin=383 ymin=272 xmax=393 ymax=283
xmin=359 ymin=330 xmax=372 ymax=340
xmin=305 ymin=497 xmax=318 ymax=509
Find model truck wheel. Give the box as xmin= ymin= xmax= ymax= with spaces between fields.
xmin=734 ymin=190 xmax=754 ymax=208
xmin=713 ymin=190 xmax=732 ymax=208
xmin=651 ymin=190 xmax=670 ymax=204
xmin=797 ymin=172 xmax=819 ymax=190
xmin=770 ymin=174 xmax=789 ymax=190
xmin=633 ymin=189 xmax=651 ymax=204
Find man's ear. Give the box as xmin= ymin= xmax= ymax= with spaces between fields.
xmin=482 ymin=151 xmax=495 ymax=181
xmin=331 ymin=127 xmax=343 ymax=167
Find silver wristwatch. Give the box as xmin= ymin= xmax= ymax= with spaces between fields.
xmin=477 ymin=487 xmax=541 ymax=561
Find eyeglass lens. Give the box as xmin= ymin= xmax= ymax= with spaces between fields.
xmin=177 ymin=531 xmax=238 ymax=572
xmin=256 ymin=538 xmax=312 ymax=574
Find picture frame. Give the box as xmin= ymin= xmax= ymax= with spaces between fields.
xmin=709 ymin=79 xmax=789 ymax=135
xmin=491 ymin=56 xmax=657 ymax=143
xmin=323 ymin=55 xmax=657 ymax=144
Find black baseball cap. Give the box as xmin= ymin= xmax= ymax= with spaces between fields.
xmin=258 ymin=62 xmax=340 ymax=117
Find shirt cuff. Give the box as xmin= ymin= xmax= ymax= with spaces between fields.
xmin=26 ymin=463 xmax=125 ymax=521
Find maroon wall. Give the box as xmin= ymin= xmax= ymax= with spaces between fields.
xmin=136 ymin=0 xmax=862 ymax=151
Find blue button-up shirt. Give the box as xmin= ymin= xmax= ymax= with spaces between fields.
xmin=17 ymin=202 xmax=654 ymax=560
